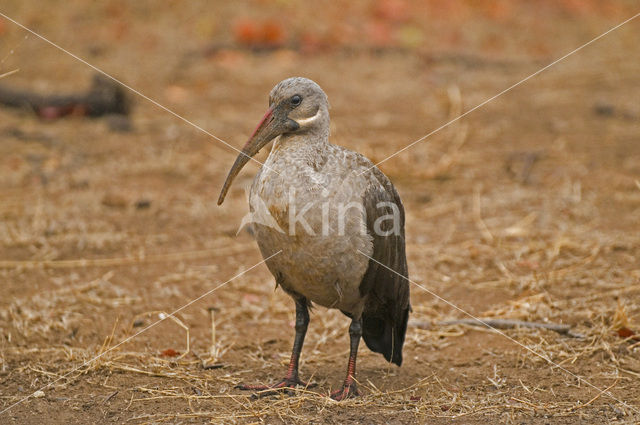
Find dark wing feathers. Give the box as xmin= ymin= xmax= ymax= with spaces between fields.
xmin=359 ymin=167 xmax=410 ymax=366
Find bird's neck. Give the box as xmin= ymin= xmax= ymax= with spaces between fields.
xmin=265 ymin=131 xmax=330 ymax=173
xmin=275 ymin=129 xmax=330 ymax=154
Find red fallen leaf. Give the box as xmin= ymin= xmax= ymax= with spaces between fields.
xmin=233 ymin=19 xmax=286 ymax=48
xmin=260 ymin=20 xmax=286 ymax=47
xmin=616 ymin=327 xmax=640 ymax=341
xmin=409 ymin=396 xmax=421 ymax=401
xmin=160 ymin=348 xmax=180 ymax=357
xmin=233 ymin=19 xmax=259 ymax=46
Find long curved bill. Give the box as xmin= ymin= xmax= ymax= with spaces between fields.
xmin=217 ymin=106 xmax=278 ymax=205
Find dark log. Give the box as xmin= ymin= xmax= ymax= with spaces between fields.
xmin=0 ymin=73 xmax=130 ymax=120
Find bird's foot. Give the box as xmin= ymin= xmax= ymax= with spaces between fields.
xmin=330 ymin=382 xmax=360 ymax=401
xmin=236 ymin=376 xmax=313 ymax=398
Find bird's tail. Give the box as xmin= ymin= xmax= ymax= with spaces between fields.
xmin=361 ymin=301 xmax=410 ymax=366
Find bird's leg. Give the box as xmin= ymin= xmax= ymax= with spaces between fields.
xmin=236 ymin=298 xmax=311 ymax=393
xmin=280 ymin=298 xmax=310 ymax=386
xmin=330 ymin=318 xmax=363 ymax=401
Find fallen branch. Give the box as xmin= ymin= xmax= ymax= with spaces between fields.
xmin=412 ymin=318 xmax=583 ymax=338
xmin=0 ymin=73 xmax=130 ymax=119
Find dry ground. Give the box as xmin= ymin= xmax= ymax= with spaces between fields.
xmin=1 ymin=2 xmax=639 ymax=424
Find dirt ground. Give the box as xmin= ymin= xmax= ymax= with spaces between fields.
xmin=1 ymin=1 xmax=639 ymax=424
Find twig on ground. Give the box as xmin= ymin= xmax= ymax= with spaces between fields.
xmin=411 ymin=318 xmax=583 ymax=338
xmin=103 ymin=390 xmax=118 ymax=404
xmin=569 ymin=379 xmax=619 ymax=411
xmin=0 ymin=68 xmax=19 ymax=79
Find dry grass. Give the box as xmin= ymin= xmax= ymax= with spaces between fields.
xmin=1 ymin=2 xmax=640 ymax=424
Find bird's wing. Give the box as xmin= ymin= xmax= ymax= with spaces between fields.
xmin=358 ymin=164 xmax=411 ymax=366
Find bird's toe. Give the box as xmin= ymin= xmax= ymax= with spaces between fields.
xmin=330 ymin=383 xmax=361 ymax=401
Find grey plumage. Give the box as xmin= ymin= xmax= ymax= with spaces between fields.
xmin=218 ymin=77 xmax=410 ymax=398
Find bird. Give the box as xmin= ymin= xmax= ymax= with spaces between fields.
xmin=217 ymin=77 xmax=410 ymax=400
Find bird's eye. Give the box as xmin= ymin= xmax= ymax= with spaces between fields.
xmin=291 ymin=95 xmax=302 ymax=106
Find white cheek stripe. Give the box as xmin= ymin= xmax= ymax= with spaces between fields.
xmin=295 ymin=108 xmax=322 ymax=126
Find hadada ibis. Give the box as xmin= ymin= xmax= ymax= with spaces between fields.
xmin=218 ymin=77 xmax=410 ymax=400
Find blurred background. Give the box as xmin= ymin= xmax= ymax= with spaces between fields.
xmin=1 ymin=1 xmax=639 ymax=423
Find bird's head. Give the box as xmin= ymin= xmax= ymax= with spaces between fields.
xmin=217 ymin=77 xmax=329 ymax=205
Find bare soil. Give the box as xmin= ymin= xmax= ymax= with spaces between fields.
xmin=1 ymin=2 xmax=639 ymax=424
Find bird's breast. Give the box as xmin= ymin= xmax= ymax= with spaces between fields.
xmin=247 ymin=154 xmax=373 ymax=312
